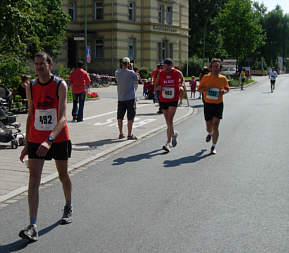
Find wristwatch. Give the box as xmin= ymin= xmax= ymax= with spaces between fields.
xmin=47 ymin=135 xmax=54 ymax=143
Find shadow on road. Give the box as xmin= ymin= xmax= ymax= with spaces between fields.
xmin=0 ymin=221 xmax=59 ymax=252
xmin=163 ymin=149 xmax=211 ymax=167
xmin=73 ymin=138 xmax=124 ymax=151
xmin=112 ymin=148 xmax=166 ymax=165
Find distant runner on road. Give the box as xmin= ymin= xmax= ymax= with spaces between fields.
xmin=269 ymin=67 xmax=278 ymax=93
xmin=198 ymin=58 xmax=230 ymax=155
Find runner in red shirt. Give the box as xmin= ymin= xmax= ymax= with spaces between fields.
xmin=19 ymin=52 xmax=72 ymax=242
xmin=155 ymin=58 xmax=184 ymax=152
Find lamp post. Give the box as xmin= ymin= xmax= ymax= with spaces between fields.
xmin=84 ymin=0 xmax=88 ymax=70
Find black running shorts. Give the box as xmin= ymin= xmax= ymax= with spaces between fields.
xmin=204 ymin=102 xmax=224 ymax=121
xmin=159 ymin=101 xmax=178 ymax=110
xmin=117 ymin=99 xmax=136 ymax=120
xmin=28 ymin=140 xmax=72 ymax=160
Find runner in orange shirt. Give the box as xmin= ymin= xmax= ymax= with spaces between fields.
xmin=198 ymin=58 xmax=230 ymax=154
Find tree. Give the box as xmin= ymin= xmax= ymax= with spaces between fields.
xmin=216 ymin=0 xmax=265 ymax=64
xmin=0 ymin=0 xmax=35 ymax=56
xmin=262 ymin=6 xmax=289 ymax=67
xmin=29 ymin=0 xmax=70 ymax=57
xmin=0 ymin=0 xmax=70 ymax=88
xmin=188 ymin=0 xmax=227 ymax=59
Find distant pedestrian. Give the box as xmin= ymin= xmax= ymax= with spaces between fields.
xmin=69 ymin=60 xmax=91 ymax=122
xmin=198 ymin=66 xmax=210 ymax=100
xmin=190 ymin=75 xmax=197 ymax=98
xmin=155 ymin=58 xmax=184 ymax=152
xmin=152 ymin=63 xmax=163 ymax=113
xmin=17 ymin=75 xmax=30 ymax=99
xmin=269 ymin=67 xmax=278 ymax=93
xmin=19 ymin=51 xmax=72 ymax=242
xmin=240 ymin=69 xmax=246 ymax=90
xmin=115 ymin=57 xmax=139 ymax=140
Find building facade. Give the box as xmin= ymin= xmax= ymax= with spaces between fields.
xmin=59 ymin=0 xmax=189 ymax=74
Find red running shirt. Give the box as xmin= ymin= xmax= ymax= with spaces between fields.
xmin=158 ymin=69 xmax=182 ymax=102
xmin=28 ymin=76 xmax=70 ymax=143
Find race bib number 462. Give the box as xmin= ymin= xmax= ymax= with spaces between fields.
xmin=34 ymin=109 xmax=57 ymax=131
xmin=206 ymin=88 xmax=220 ymax=100
xmin=162 ymin=87 xmax=175 ymax=99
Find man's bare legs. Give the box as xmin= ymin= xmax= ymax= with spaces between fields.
xmin=28 ymin=159 xmax=45 ymax=223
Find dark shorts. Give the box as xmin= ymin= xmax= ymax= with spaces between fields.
xmin=159 ymin=101 xmax=178 ymax=110
xmin=270 ymin=80 xmax=276 ymax=84
xmin=204 ymin=102 xmax=224 ymax=121
xmin=117 ymin=99 xmax=136 ymax=120
xmin=28 ymin=140 xmax=72 ymax=160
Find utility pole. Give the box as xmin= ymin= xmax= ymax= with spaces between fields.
xmin=84 ymin=0 xmax=88 ymax=70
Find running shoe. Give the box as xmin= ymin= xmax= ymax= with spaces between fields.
xmin=119 ymin=134 xmax=125 ymax=139
xmin=162 ymin=143 xmax=170 ymax=152
xmin=206 ymin=134 xmax=211 ymax=142
xmin=127 ymin=135 xmax=137 ymax=140
xmin=60 ymin=205 xmax=73 ymax=224
xmin=210 ymin=146 xmax=216 ymax=155
xmin=19 ymin=224 xmax=38 ymax=242
xmin=172 ymin=131 xmax=178 ymax=147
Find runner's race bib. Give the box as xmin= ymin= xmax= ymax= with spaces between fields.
xmin=162 ymin=87 xmax=175 ymax=99
xmin=206 ymin=88 xmax=220 ymax=100
xmin=34 ymin=109 xmax=57 ymax=131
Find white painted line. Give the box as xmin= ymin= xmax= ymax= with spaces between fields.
xmin=83 ymin=104 xmax=150 ymax=121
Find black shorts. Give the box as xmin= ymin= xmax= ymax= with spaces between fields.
xmin=270 ymin=80 xmax=276 ymax=84
xmin=117 ymin=99 xmax=136 ymax=120
xmin=204 ymin=102 xmax=224 ymax=121
xmin=159 ymin=101 xmax=178 ymax=110
xmin=28 ymin=140 xmax=72 ymax=160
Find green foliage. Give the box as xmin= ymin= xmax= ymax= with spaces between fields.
xmin=252 ymin=57 xmax=268 ymax=70
xmin=216 ymin=0 xmax=265 ymax=62
xmin=139 ymin=67 xmax=150 ymax=79
xmin=261 ymin=7 xmax=289 ymax=67
xmin=188 ymin=0 xmax=227 ymax=58
xmin=0 ymin=0 xmax=35 ymax=57
xmin=54 ymin=64 xmax=71 ymax=81
xmin=0 ymin=54 xmax=29 ymax=89
xmin=28 ymin=0 xmax=71 ymax=57
xmin=0 ymin=0 xmax=70 ymax=89
xmin=181 ymin=55 xmax=204 ymax=77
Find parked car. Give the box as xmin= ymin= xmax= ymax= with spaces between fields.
xmin=221 ymin=66 xmax=237 ymax=77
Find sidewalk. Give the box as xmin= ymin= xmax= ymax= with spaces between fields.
xmin=0 ymin=84 xmax=194 ymax=205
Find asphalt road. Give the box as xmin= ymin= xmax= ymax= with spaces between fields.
xmin=1 ymin=75 xmax=289 ymax=253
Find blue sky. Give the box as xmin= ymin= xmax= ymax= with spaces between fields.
xmin=256 ymin=0 xmax=289 ymax=14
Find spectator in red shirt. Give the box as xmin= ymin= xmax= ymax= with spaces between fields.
xmin=190 ymin=75 xmax=197 ymax=98
xmin=69 ymin=61 xmax=91 ymax=122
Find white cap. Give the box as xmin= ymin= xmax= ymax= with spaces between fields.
xmin=122 ymin=57 xmax=130 ymax=64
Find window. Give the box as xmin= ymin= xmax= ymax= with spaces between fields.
xmin=95 ymin=1 xmax=103 ymax=20
xmin=95 ymin=39 xmax=104 ymax=58
xmin=158 ymin=40 xmax=168 ymax=62
xmin=68 ymin=2 xmax=76 ymax=22
xmin=166 ymin=6 xmax=172 ymax=25
xmin=158 ymin=5 xmax=164 ymax=24
xmin=128 ymin=38 xmax=136 ymax=59
xmin=128 ymin=2 xmax=135 ymax=21
xmin=169 ymin=43 xmax=173 ymax=58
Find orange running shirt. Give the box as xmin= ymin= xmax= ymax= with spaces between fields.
xmin=158 ymin=68 xmax=182 ymax=102
xmin=198 ymin=73 xmax=229 ymax=104
xmin=28 ymin=76 xmax=70 ymax=143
